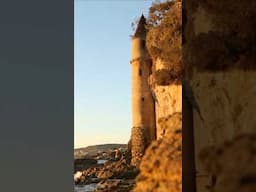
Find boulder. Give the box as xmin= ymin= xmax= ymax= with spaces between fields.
xmin=133 ymin=113 xmax=182 ymax=192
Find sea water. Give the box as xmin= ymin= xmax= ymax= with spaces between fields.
xmin=74 ymin=184 xmax=97 ymax=192
xmin=74 ymin=159 xmax=108 ymax=191
xmin=97 ymin=159 xmax=108 ymax=164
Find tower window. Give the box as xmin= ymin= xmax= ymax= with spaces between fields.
xmin=141 ymin=97 xmax=144 ymax=101
xmin=139 ymin=68 xmax=142 ymax=76
xmin=141 ymin=40 xmax=146 ymax=49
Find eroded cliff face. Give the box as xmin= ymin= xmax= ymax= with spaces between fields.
xmin=190 ymin=69 xmax=256 ymax=192
xmin=155 ymin=85 xmax=181 ymax=139
xmin=199 ymin=134 xmax=256 ymax=192
xmin=149 ymin=58 xmax=182 ymax=139
xmin=184 ymin=1 xmax=256 ymax=191
xmin=192 ymin=70 xmax=256 ymax=144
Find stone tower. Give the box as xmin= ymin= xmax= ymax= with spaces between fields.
xmin=130 ymin=15 xmax=156 ymax=166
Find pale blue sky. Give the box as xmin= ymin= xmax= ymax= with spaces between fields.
xmin=74 ymin=0 xmax=153 ymax=148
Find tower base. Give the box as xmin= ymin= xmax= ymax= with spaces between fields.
xmin=130 ymin=126 xmax=150 ymax=167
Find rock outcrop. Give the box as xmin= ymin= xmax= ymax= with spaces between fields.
xmin=95 ymin=179 xmax=135 ymax=192
xmin=74 ymin=148 xmax=138 ymax=192
xmin=74 ymin=158 xmax=98 ymax=173
xmin=96 ymin=158 xmax=137 ymax=180
xmin=133 ymin=113 xmax=182 ymax=192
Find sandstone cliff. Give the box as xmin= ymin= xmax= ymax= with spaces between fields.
xmin=184 ymin=0 xmax=256 ymax=191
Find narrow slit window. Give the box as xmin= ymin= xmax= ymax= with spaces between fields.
xmin=141 ymin=97 xmax=144 ymax=101
xmin=141 ymin=40 xmax=146 ymax=49
xmin=139 ymin=68 xmax=142 ymax=76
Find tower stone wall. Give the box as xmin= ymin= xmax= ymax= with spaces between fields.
xmin=130 ymin=15 xmax=156 ymax=167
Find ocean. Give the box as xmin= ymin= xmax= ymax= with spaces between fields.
xmin=74 ymin=183 xmax=97 ymax=192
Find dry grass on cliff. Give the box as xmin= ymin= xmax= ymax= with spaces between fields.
xmin=154 ymin=69 xmax=181 ymax=85
xmin=146 ymin=0 xmax=182 ymax=84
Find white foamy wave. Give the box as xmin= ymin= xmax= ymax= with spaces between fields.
xmin=74 ymin=171 xmax=83 ymax=181
xmin=97 ymin=159 xmax=108 ymax=164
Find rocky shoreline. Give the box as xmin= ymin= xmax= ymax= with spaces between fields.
xmin=74 ymin=146 xmax=139 ymax=192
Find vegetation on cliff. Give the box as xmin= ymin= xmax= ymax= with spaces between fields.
xmin=146 ymin=0 xmax=182 ymax=85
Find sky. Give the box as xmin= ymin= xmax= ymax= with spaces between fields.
xmin=74 ymin=0 xmax=153 ymax=148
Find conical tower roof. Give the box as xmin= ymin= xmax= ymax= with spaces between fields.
xmin=133 ymin=14 xmax=147 ymax=38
